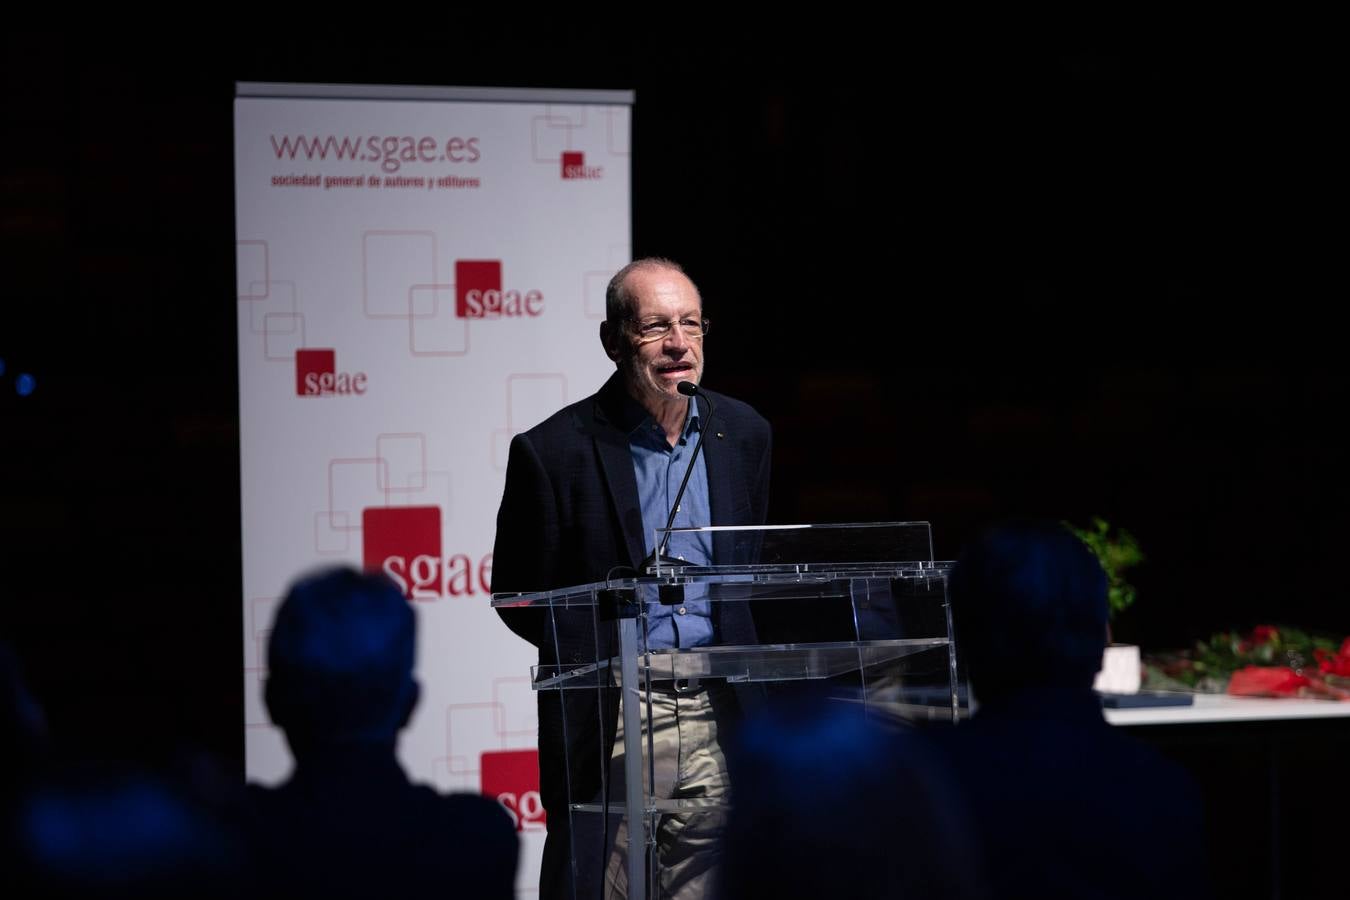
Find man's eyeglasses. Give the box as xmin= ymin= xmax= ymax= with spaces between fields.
xmin=625 ymin=316 xmax=710 ymax=342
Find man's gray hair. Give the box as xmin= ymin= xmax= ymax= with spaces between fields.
xmin=604 ymin=257 xmax=697 ymax=324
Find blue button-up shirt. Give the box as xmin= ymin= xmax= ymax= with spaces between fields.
xmin=625 ymin=396 xmax=714 ymax=649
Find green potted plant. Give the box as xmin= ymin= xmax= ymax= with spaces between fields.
xmin=1064 ymin=517 xmax=1145 ymax=693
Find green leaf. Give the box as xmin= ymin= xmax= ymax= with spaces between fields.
xmin=1063 ymin=517 xmax=1145 ymax=619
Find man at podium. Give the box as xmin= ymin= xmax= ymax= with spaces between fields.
xmin=492 ymin=257 xmax=772 ymax=900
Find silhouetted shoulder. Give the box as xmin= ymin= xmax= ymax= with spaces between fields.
xmin=933 ymin=690 xmax=1207 ymax=900
xmin=245 ymin=779 xmax=518 ymax=899
xmin=435 ymin=790 xmax=518 ymax=848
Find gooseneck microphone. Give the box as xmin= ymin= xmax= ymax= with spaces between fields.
xmin=639 ymin=380 xmax=718 ymax=571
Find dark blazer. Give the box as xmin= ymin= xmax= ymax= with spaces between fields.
xmin=491 ymin=371 xmax=772 ymax=900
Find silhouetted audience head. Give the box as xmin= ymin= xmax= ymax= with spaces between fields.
xmin=264 ymin=567 xmax=417 ymax=757
xmin=719 ymin=700 xmax=985 ymax=899
xmin=949 ymin=519 xmax=1108 ymax=702
xmin=251 ymin=567 xmax=518 ymax=899
xmin=938 ymin=521 xmax=1211 ymax=899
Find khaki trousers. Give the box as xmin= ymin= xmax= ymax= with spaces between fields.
xmin=603 ymin=688 xmax=730 ymax=900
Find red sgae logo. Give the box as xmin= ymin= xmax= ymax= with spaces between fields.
xmin=362 ymin=506 xmax=493 ymax=600
xmin=561 ymin=151 xmax=603 ymax=180
xmin=296 ymin=348 xmax=367 ymax=397
xmin=482 ymin=749 xmax=545 ymax=832
xmin=455 ymin=260 xmax=544 ymax=319
xmin=363 ymin=506 xmax=441 ymax=599
xmin=296 ymin=349 xmax=333 ymax=395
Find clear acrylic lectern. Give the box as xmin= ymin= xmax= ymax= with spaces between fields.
xmin=490 ymin=522 xmax=958 ymax=900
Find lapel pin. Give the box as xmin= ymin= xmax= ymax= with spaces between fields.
xmin=716 ymin=432 xmax=724 ymax=439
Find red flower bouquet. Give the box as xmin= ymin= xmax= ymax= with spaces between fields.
xmin=1144 ymin=625 xmax=1350 ymax=700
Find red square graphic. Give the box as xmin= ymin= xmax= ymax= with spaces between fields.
xmin=362 ymin=506 xmax=442 ymax=599
xmin=481 ymin=749 xmax=545 ymax=832
xmin=455 ymin=260 xmax=503 ymax=318
xmin=561 ymin=151 xmax=584 ymax=179
xmin=296 ymin=348 xmax=335 ymax=396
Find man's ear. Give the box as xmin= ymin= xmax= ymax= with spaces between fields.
xmin=600 ymin=321 xmax=620 ymax=361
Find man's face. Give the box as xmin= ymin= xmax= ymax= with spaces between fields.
xmin=612 ymin=267 xmax=705 ymax=411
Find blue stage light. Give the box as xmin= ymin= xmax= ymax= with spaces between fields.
xmin=16 ymin=373 xmax=36 ymax=397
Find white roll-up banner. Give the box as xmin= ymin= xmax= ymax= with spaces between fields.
xmin=234 ymin=82 xmax=633 ymax=892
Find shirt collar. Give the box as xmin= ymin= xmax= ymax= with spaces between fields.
xmin=620 ymin=392 xmax=701 ymax=442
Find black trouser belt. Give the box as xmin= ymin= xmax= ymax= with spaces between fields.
xmin=644 ymin=678 xmax=704 ymax=695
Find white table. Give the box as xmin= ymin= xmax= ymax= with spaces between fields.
xmin=1106 ymin=692 xmax=1350 ymax=726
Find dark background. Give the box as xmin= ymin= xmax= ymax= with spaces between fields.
xmin=2 ymin=26 xmax=1342 ymax=779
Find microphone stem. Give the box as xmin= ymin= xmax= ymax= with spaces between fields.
xmin=658 ymin=390 xmax=717 ymax=560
